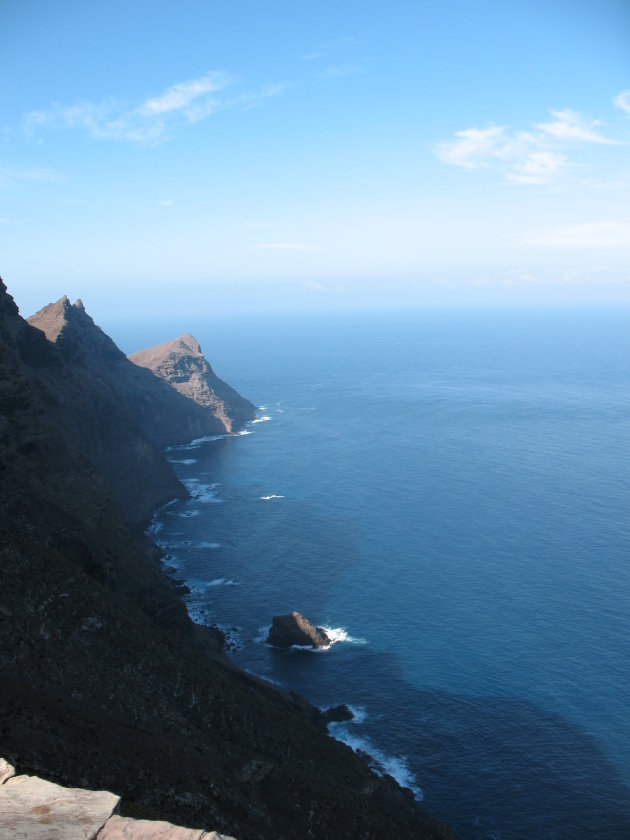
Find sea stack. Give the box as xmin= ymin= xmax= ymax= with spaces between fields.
xmin=267 ymin=611 xmax=331 ymax=648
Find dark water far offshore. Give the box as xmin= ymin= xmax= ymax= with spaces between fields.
xmin=124 ymin=307 xmax=630 ymax=840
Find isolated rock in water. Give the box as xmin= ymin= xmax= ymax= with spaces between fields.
xmin=324 ymin=704 xmax=354 ymax=724
xmin=266 ymin=611 xmax=331 ymax=648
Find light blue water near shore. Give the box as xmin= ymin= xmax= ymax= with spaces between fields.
xmin=130 ymin=308 xmax=630 ymax=839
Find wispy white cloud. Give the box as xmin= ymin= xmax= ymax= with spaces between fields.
xmin=237 ymin=82 xmax=291 ymax=112
xmin=23 ymin=71 xmax=287 ymax=145
xmin=298 ymin=34 xmax=363 ymax=66
xmin=506 ymin=151 xmax=568 ymax=184
xmin=526 ymin=221 xmax=630 ymax=249
xmin=257 ymin=242 xmax=315 ymax=251
xmin=614 ymin=90 xmax=630 ymax=116
xmin=436 ymin=102 xmax=625 ymax=185
xmin=436 ymin=126 xmax=507 ymax=169
xmin=158 ymin=199 xmax=173 ymax=207
xmin=25 ymin=98 xmax=167 ymax=144
xmin=535 ymin=109 xmax=619 ymax=144
xmin=140 ymin=72 xmax=227 ymax=117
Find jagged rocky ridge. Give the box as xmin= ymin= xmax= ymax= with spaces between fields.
xmin=0 ymin=277 xmax=456 ymax=840
xmin=27 ymin=297 xmax=256 ymax=525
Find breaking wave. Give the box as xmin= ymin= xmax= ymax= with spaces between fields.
xmin=320 ymin=627 xmax=368 ymax=648
xmin=183 ymin=479 xmax=223 ymax=504
xmin=208 ymin=578 xmax=238 ymax=587
xmin=189 ymin=433 xmax=227 ymax=446
xmin=328 ymin=722 xmax=423 ymax=801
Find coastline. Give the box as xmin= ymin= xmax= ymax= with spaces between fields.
xmin=0 ymin=279 xmax=456 ymax=838
xmin=151 ymin=414 xmax=427 ymax=804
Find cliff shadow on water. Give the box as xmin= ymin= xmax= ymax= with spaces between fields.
xmin=267 ymin=641 xmax=630 ymax=840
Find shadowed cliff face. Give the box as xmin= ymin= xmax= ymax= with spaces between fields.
xmin=0 ymin=278 xmax=456 ymax=840
xmin=29 ymin=297 xmax=256 ymax=449
xmin=19 ymin=296 xmax=181 ymax=528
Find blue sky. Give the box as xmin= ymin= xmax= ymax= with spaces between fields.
xmin=2 ymin=0 xmax=629 ymax=316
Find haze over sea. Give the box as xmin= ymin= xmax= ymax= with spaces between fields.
xmin=118 ymin=306 xmax=630 ymax=840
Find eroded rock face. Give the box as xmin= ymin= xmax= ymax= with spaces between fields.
xmin=129 ymin=334 xmax=256 ymax=433
xmin=266 ymin=611 xmax=331 ymax=648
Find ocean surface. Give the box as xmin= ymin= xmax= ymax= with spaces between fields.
xmin=119 ymin=308 xmax=630 ymax=839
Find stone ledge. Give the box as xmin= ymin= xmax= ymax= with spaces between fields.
xmin=0 ymin=762 xmax=236 ymax=840
xmin=0 ymin=771 xmax=120 ymax=840
xmin=97 ymin=814 xmax=234 ymax=839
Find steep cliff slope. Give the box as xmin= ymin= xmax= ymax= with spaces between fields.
xmin=0 ymin=278 xmax=456 ymax=840
xmin=129 ymin=333 xmax=255 ymax=433
xmin=29 ymin=297 xmax=256 ymax=449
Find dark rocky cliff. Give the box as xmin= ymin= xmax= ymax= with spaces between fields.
xmin=0 ymin=277 xmax=456 ymax=840
xmin=29 ymin=297 xmax=256 ymax=445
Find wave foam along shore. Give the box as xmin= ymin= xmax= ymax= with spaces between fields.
xmin=328 ymin=722 xmax=423 ymax=801
xmin=183 ymin=479 xmax=223 ymax=504
xmin=273 ymin=626 xmax=368 ymax=653
xmin=320 ymin=626 xmax=368 ymax=647
xmin=208 ymin=578 xmax=238 ymax=587
xmin=189 ymin=433 xmax=228 ymax=445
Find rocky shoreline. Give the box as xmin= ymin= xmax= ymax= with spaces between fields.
xmin=0 ymin=277 xmax=457 ymax=839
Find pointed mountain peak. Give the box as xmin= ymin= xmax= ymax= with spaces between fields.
xmin=28 ymin=296 xmax=124 ymax=365
xmin=129 ymin=333 xmax=256 ymax=432
xmin=174 ymin=333 xmax=203 ymax=356
xmin=0 ymin=275 xmax=20 ymax=319
xmin=128 ymin=334 xmax=204 ymax=370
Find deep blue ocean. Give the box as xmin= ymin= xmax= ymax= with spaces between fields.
xmin=118 ymin=308 xmax=630 ymax=840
